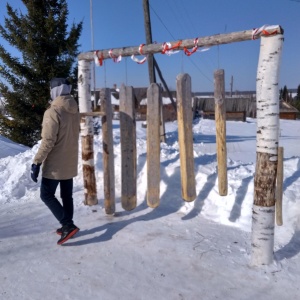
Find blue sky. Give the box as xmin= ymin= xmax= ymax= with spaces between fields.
xmin=1 ymin=0 xmax=300 ymax=92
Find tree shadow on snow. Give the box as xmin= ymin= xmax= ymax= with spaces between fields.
xmin=283 ymin=158 xmax=300 ymax=192
xmin=274 ymin=230 xmax=300 ymax=261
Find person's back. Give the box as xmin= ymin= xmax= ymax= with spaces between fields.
xmin=31 ymin=78 xmax=80 ymax=245
xmin=34 ymin=94 xmax=80 ymax=180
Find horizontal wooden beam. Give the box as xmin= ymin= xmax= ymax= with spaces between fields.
xmin=80 ymin=111 xmax=104 ymax=117
xmin=78 ymin=25 xmax=283 ymax=62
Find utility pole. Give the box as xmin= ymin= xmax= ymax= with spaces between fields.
xmin=143 ymin=0 xmax=166 ymax=142
xmin=143 ymin=0 xmax=156 ymax=84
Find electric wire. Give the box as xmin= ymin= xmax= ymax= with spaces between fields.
xmin=149 ymin=3 xmax=213 ymax=84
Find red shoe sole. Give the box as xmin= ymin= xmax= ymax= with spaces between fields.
xmin=57 ymin=228 xmax=79 ymax=245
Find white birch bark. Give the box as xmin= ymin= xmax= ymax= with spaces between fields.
xmin=78 ymin=60 xmax=97 ymax=205
xmin=251 ymin=34 xmax=283 ymax=266
xmin=251 ymin=205 xmax=275 ymax=265
xmin=256 ymin=35 xmax=283 ymax=155
xmin=78 ymin=60 xmax=94 ymax=136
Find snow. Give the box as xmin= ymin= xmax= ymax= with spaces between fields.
xmin=1 ymin=117 xmax=300 ymax=299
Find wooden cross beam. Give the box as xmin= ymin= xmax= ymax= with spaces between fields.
xmin=78 ymin=25 xmax=283 ymax=62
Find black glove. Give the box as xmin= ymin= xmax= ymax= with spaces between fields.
xmin=31 ymin=164 xmax=41 ymax=183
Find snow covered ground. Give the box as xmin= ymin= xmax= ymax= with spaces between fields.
xmin=1 ymin=117 xmax=300 ymax=300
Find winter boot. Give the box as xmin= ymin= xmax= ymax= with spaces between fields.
xmin=57 ymin=224 xmax=79 ymax=245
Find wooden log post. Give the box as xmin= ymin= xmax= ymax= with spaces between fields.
xmin=119 ymin=85 xmax=137 ymax=210
xmin=251 ymin=34 xmax=284 ymax=266
xmin=214 ymin=69 xmax=228 ymax=196
xmin=78 ymin=60 xmax=97 ymax=205
xmin=176 ymin=74 xmax=196 ymax=202
xmin=100 ymin=88 xmax=115 ymax=215
xmin=146 ymin=83 xmax=161 ymax=208
xmin=276 ymin=147 xmax=284 ymax=226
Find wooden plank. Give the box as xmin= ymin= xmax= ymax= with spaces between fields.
xmin=119 ymin=85 xmax=137 ymax=210
xmin=80 ymin=111 xmax=105 ymax=117
xmin=78 ymin=26 xmax=283 ymax=61
xmin=214 ymin=69 xmax=228 ymax=196
xmin=276 ymin=147 xmax=284 ymax=226
xmin=100 ymin=88 xmax=115 ymax=215
xmin=146 ymin=83 xmax=161 ymax=208
xmin=176 ymin=74 xmax=196 ymax=202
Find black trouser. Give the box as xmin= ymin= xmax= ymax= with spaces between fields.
xmin=40 ymin=177 xmax=74 ymax=227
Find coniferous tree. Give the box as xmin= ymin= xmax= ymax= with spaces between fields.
xmin=293 ymin=84 xmax=300 ymax=113
xmin=282 ymin=85 xmax=289 ymax=102
xmin=0 ymin=0 xmax=82 ymax=146
xmin=297 ymin=84 xmax=300 ymax=101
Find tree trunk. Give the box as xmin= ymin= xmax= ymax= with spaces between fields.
xmin=214 ymin=69 xmax=228 ymax=196
xmin=176 ymin=74 xmax=196 ymax=202
xmin=78 ymin=26 xmax=283 ymax=62
xmin=119 ymin=85 xmax=137 ymax=211
xmin=251 ymin=34 xmax=284 ymax=266
xmin=78 ymin=60 xmax=97 ymax=205
xmin=146 ymin=83 xmax=161 ymax=208
xmin=100 ymin=88 xmax=115 ymax=214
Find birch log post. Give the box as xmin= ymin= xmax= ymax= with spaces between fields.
xmin=251 ymin=34 xmax=284 ymax=266
xmin=146 ymin=83 xmax=161 ymax=208
xmin=276 ymin=146 xmax=284 ymax=226
xmin=100 ymin=88 xmax=115 ymax=215
xmin=78 ymin=60 xmax=97 ymax=205
xmin=176 ymin=74 xmax=196 ymax=202
xmin=214 ymin=69 xmax=228 ymax=196
xmin=120 ymin=85 xmax=137 ymax=210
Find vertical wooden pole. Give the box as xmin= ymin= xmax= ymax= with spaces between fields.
xmin=276 ymin=146 xmax=284 ymax=226
xmin=159 ymin=95 xmax=166 ymax=143
xmin=176 ymin=74 xmax=196 ymax=202
xmin=143 ymin=0 xmax=156 ymax=84
xmin=147 ymin=83 xmax=161 ymax=208
xmin=78 ymin=60 xmax=97 ymax=205
xmin=119 ymin=85 xmax=137 ymax=210
xmin=251 ymin=34 xmax=284 ymax=266
xmin=214 ymin=69 xmax=228 ymax=196
xmin=100 ymin=88 xmax=115 ymax=214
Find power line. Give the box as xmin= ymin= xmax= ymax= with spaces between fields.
xmin=149 ymin=4 xmax=213 ymax=83
xmin=149 ymin=4 xmax=176 ymax=40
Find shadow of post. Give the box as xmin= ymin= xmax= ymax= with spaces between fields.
xmin=229 ymin=176 xmax=252 ymax=223
xmin=274 ymin=230 xmax=300 ymax=261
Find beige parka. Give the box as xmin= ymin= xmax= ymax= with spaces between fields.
xmin=33 ymin=95 xmax=80 ymax=180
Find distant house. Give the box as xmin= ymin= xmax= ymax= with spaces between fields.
xmin=279 ymin=100 xmax=299 ymax=120
xmin=192 ymin=97 xmax=299 ymax=121
xmin=192 ymin=97 xmax=256 ymax=121
xmin=94 ymin=87 xmax=299 ymax=122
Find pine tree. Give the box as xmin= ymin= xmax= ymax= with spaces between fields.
xmin=0 ymin=0 xmax=82 ymax=146
xmin=297 ymin=84 xmax=300 ymax=101
xmin=282 ymin=85 xmax=289 ymax=102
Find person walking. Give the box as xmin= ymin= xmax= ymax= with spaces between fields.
xmin=31 ymin=78 xmax=80 ymax=245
